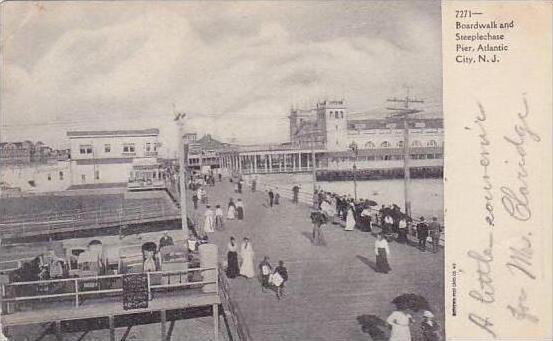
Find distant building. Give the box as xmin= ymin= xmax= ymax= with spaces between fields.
xmin=345 ymin=117 xmax=443 ymax=151
xmin=187 ymin=134 xmax=228 ymax=171
xmin=289 ymin=99 xmax=347 ymax=151
xmin=67 ymin=129 xmax=161 ymax=186
xmin=0 ymin=141 xmax=63 ymax=166
xmin=289 ymin=99 xmax=443 ymax=151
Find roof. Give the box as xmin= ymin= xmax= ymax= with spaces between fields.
xmin=75 ymin=158 xmax=134 ymax=165
xmin=67 ymin=129 xmax=160 ymax=138
xmin=347 ymin=118 xmax=443 ymax=130
xmin=195 ymin=134 xmax=226 ymax=150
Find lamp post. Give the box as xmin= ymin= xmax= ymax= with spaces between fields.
xmin=174 ymin=112 xmax=189 ymax=240
xmin=349 ymin=141 xmax=359 ymax=201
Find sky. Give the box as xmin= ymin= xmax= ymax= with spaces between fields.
xmin=0 ymin=1 xmax=442 ymax=156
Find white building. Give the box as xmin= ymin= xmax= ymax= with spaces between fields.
xmin=67 ymin=129 xmax=160 ymax=186
xmin=289 ymin=99 xmax=443 ymax=152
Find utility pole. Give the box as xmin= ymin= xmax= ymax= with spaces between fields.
xmin=348 ymin=141 xmax=359 ymax=201
xmin=173 ymin=108 xmax=189 ymax=240
xmin=386 ymin=90 xmax=423 ymax=218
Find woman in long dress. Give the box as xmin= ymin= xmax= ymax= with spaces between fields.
xmin=375 ymin=233 xmax=391 ymax=273
xmin=203 ymin=205 xmax=214 ymax=233
xmin=227 ymin=198 xmax=236 ymax=220
xmin=236 ymin=199 xmax=244 ymax=220
xmin=360 ymin=206 xmax=372 ymax=232
xmin=386 ymin=308 xmax=413 ymax=341
xmin=239 ymin=238 xmax=255 ymax=278
xmin=345 ymin=204 xmax=356 ymax=231
xmin=226 ymin=237 xmax=239 ymax=278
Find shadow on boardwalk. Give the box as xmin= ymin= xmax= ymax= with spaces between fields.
xmin=357 ymin=314 xmax=390 ymax=341
xmin=356 ymin=255 xmax=378 ymax=273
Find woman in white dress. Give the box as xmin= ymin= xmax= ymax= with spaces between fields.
xmin=203 ymin=205 xmax=215 ymax=233
xmin=345 ymin=203 xmax=356 ymax=231
xmin=386 ymin=309 xmax=413 ymax=341
xmin=239 ymin=237 xmax=255 ymax=278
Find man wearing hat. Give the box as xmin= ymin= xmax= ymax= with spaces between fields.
xmin=416 ymin=216 xmax=429 ymax=251
xmin=428 ymin=217 xmax=441 ymax=253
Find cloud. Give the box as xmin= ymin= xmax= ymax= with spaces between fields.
xmin=1 ymin=2 xmax=442 ymax=154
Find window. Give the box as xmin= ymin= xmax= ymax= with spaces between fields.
xmin=397 ymin=141 xmax=404 ymax=148
xmin=79 ymin=145 xmax=93 ymax=154
xmin=95 ymin=170 xmax=100 ymax=180
xmin=47 ymin=174 xmax=51 ymax=181
xmin=81 ymin=174 xmax=86 ymax=183
xmin=104 ymin=144 xmax=111 ymax=153
xmin=335 ymin=112 xmax=339 ymax=119
xmin=411 ymin=140 xmax=422 ymax=147
xmin=146 ymin=143 xmax=151 ymax=152
xmin=341 ymin=112 xmax=344 ymax=118
xmin=381 ymin=141 xmax=390 ymax=148
xmin=427 ymin=140 xmax=437 ymax=147
xmin=123 ymin=144 xmax=136 ymax=153
xmin=59 ymin=171 xmax=64 ymax=180
xmin=365 ymin=141 xmax=375 ymax=149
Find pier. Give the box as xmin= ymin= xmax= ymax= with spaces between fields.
xmin=189 ymin=178 xmax=444 ymax=340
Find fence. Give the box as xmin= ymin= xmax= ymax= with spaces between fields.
xmin=1 ymin=266 xmax=217 ymax=314
xmin=0 ymin=200 xmax=180 ymax=239
xmin=218 ymin=265 xmax=251 ymax=341
xmin=255 ymin=180 xmax=445 ymax=246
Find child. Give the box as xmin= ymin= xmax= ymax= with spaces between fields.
xmin=421 ymin=311 xmax=441 ymax=341
xmin=259 ymin=256 xmax=272 ymax=292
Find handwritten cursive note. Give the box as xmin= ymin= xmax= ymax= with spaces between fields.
xmin=501 ymin=97 xmax=541 ymax=327
xmin=500 ymin=96 xmax=541 ymax=222
xmin=466 ymin=103 xmax=497 ymax=338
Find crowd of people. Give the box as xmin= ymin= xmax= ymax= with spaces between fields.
xmin=194 ymin=174 xmax=289 ymax=301
xmin=310 ymin=189 xmax=443 ymax=253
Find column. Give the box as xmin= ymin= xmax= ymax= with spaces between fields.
xmin=269 ymin=154 xmax=273 ymax=173
xmin=279 ymin=154 xmax=282 ymax=172
xmin=213 ymin=304 xmax=219 ymax=341
xmin=284 ymin=154 xmax=288 ymax=172
xmin=264 ymin=154 xmax=268 ymax=173
xmin=292 ymin=152 xmax=297 ymax=171
xmin=254 ymin=155 xmax=258 ymax=173
xmin=307 ymin=153 xmax=310 ymax=169
xmin=238 ymin=155 xmax=242 ymax=172
xmin=250 ymin=155 xmax=254 ymax=173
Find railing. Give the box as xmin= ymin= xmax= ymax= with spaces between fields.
xmin=1 ymin=267 xmax=217 ymax=314
xmin=258 ymin=181 xmax=445 ymax=245
xmin=0 ymin=200 xmax=180 ymax=238
xmin=218 ymin=265 xmax=251 ymax=341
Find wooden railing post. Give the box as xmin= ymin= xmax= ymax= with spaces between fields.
xmin=74 ymin=279 xmax=79 ymax=307
xmin=147 ymin=273 xmax=152 ymax=301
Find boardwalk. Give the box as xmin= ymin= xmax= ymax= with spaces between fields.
xmin=191 ymin=179 xmax=444 ymax=341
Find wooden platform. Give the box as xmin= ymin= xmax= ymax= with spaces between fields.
xmin=2 ymin=290 xmax=219 ymax=327
xmin=196 ymin=179 xmax=444 ymax=341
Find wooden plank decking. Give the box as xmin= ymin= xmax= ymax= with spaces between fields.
xmin=196 ymin=179 xmax=444 ymax=341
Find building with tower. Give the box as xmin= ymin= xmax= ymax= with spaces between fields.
xmin=289 ymin=99 xmax=347 ymax=151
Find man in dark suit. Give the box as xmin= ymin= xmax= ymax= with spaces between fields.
xmin=268 ymin=189 xmax=274 ymax=207
xmin=416 ymin=217 xmax=429 ymax=252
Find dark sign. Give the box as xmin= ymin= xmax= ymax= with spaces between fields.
xmin=123 ymin=273 xmax=149 ymax=310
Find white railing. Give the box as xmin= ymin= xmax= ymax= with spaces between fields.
xmin=1 ymin=266 xmax=217 ymax=314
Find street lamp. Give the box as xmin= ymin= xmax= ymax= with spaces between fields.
xmin=349 ymin=141 xmax=359 ymax=201
xmin=173 ymin=111 xmax=189 ymax=240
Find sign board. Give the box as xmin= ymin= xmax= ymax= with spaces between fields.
xmin=122 ymin=273 xmax=149 ymax=310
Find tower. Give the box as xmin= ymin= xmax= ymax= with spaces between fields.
xmin=317 ymin=99 xmax=348 ymax=151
